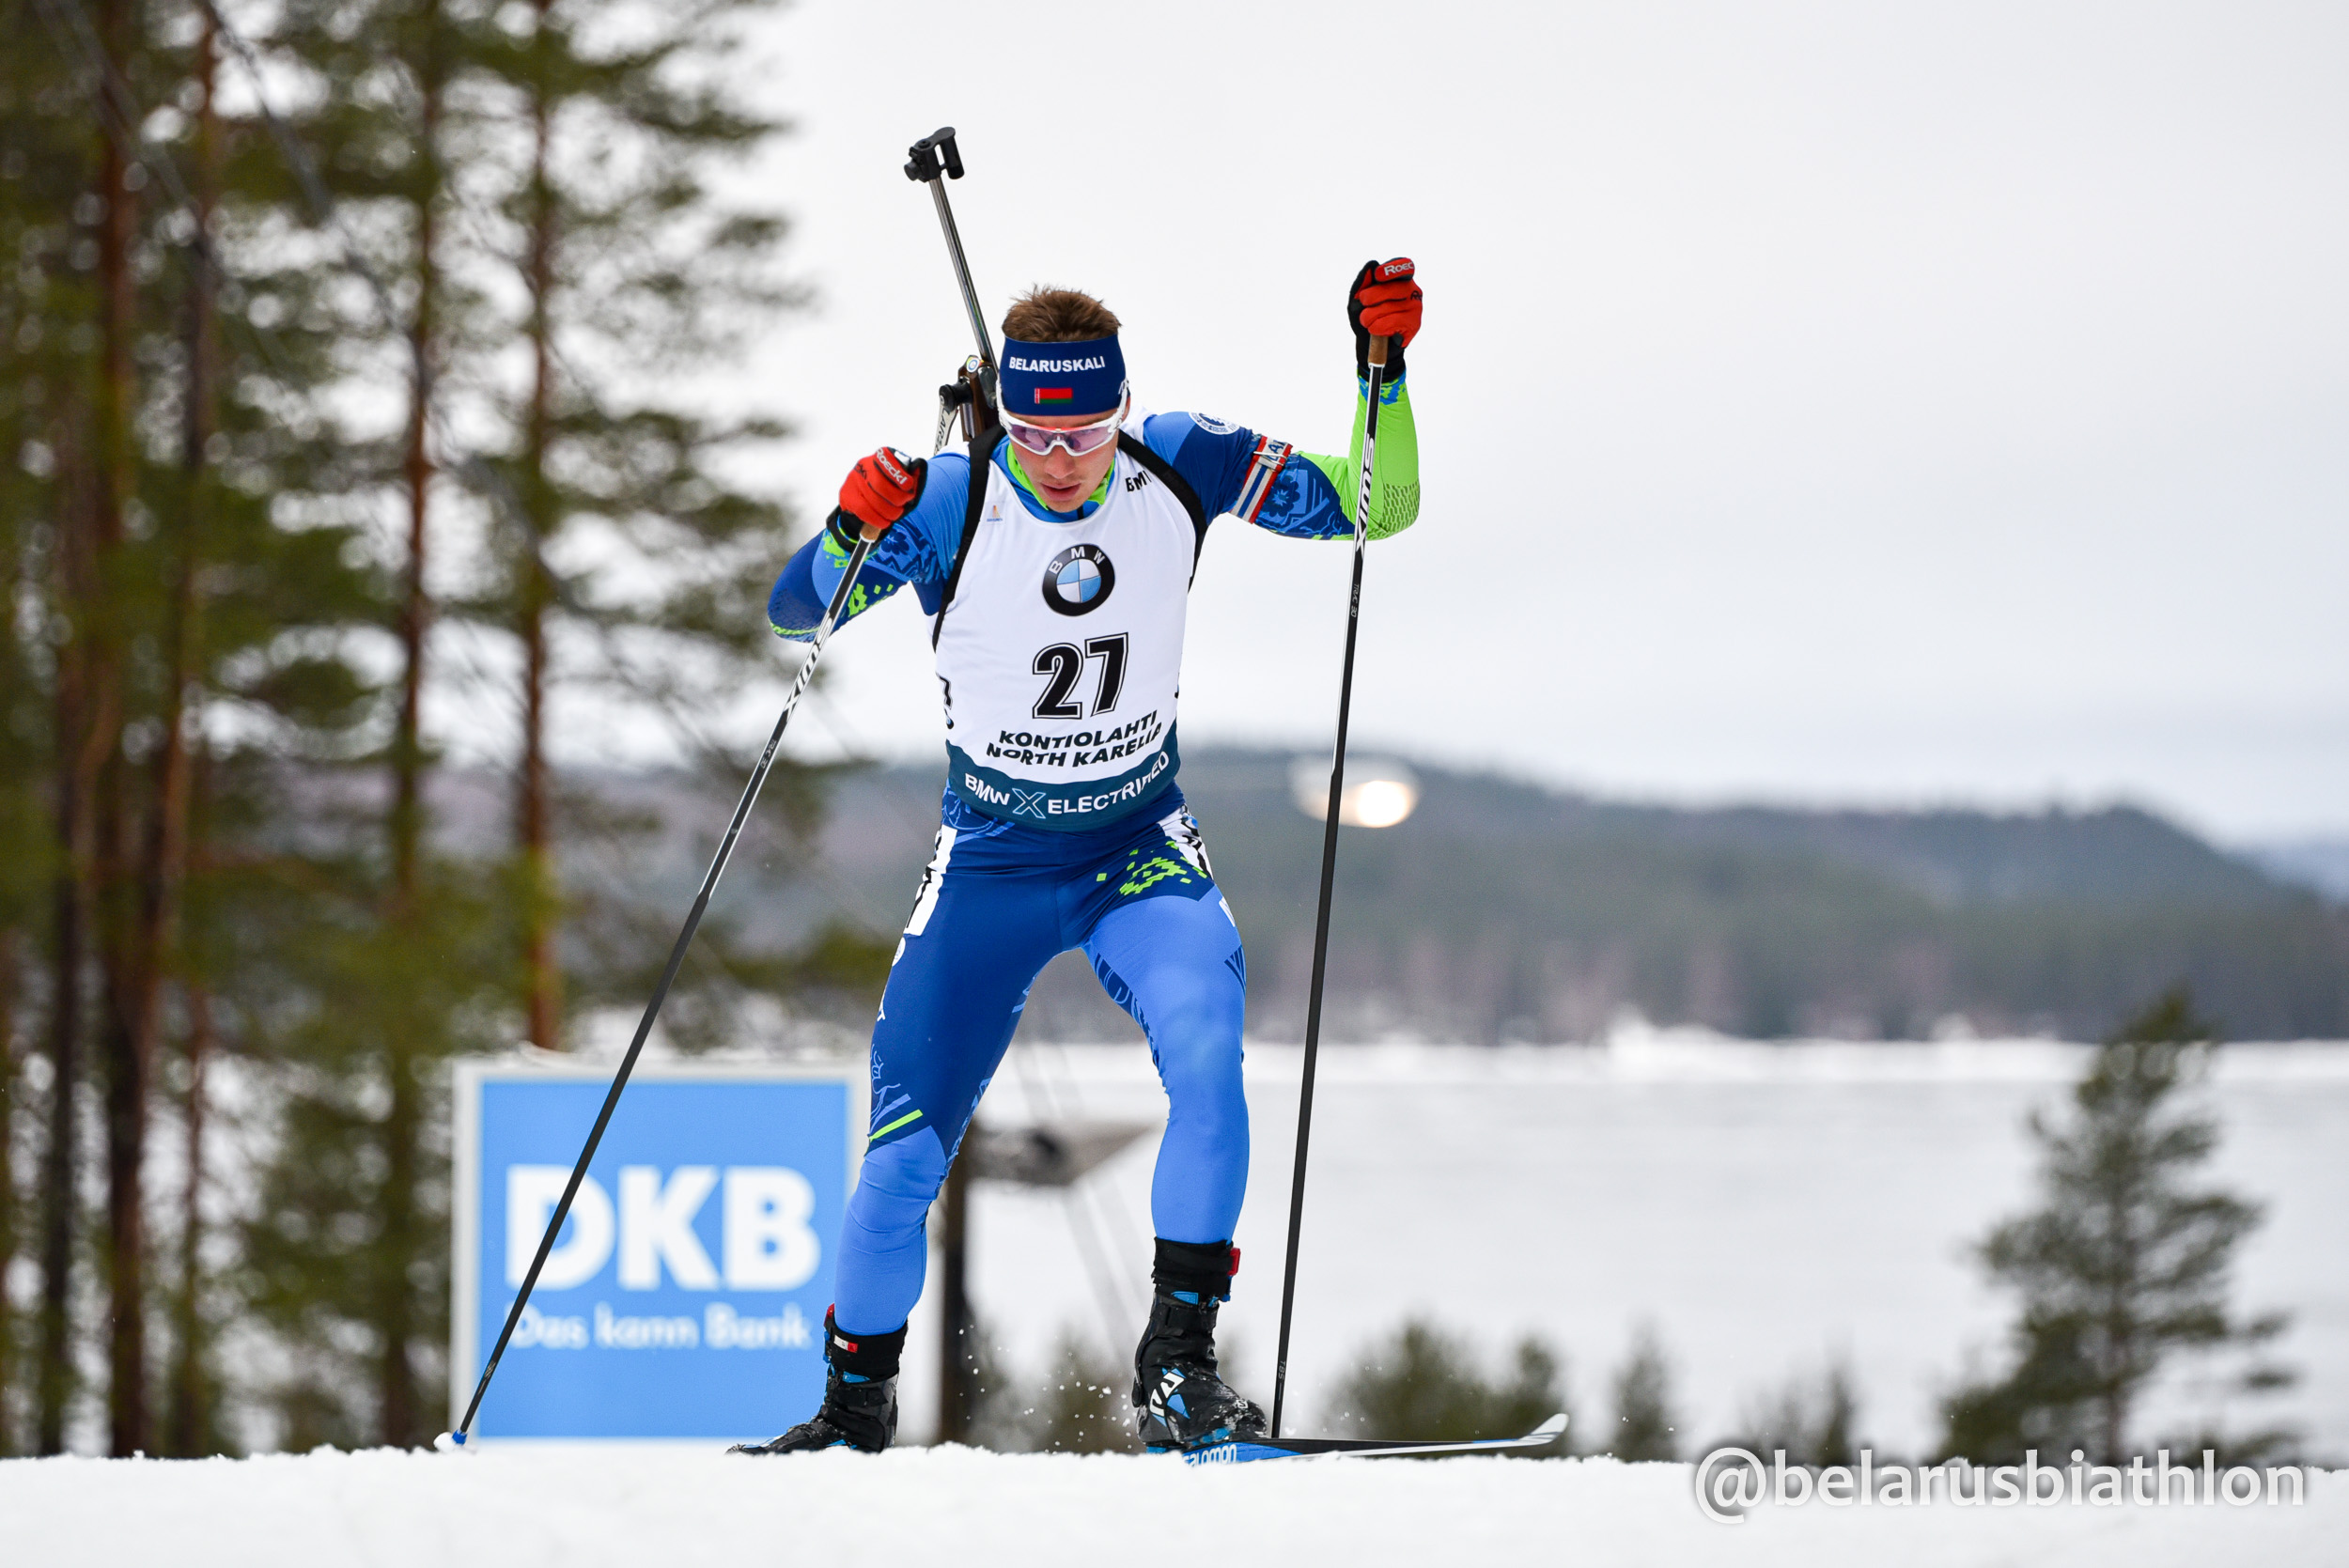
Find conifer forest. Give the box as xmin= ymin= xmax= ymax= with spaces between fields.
xmin=0 ymin=0 xmax=855 ymax=1454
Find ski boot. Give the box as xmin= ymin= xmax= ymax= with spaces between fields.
xmin=1133 ymin=1238 xmax=1268 ymax=1453
xmin=732 ymin=1309 xmax=903 ymax=1454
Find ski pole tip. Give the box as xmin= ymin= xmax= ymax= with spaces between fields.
xmin=432 ymin=1430 xmax=467 ymax=1453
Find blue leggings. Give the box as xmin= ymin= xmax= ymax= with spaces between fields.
xmin=833 ymin=796 xmax=1249 ymax=1338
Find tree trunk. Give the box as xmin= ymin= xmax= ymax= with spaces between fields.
xmin=0 ymin=927 xmax=19 ymax=1454
xmin=36 ymin=569 xmax=90 ymax=1452
xmin=92 ymin=0 xmax=150 ymax=1455
xmin=377 ymin=6 xmax=444 ymax=1445
xmin=390 ymin=25 xmax=438 ymax=921
xmin=937 ymin=1156 xmax=974 ymax=1443
xmin=155 ymin=23 xmax=221 ymax=1459
xmin=39 ymin=31 xmax=140 ymax=1448
xmin=517 ymin=0 xmax=561 ymax=1053
xmin=380 ymin=1016 xmax=419 ymax=1445
xmin=162 ymin=978 xmax=210 ymax=1457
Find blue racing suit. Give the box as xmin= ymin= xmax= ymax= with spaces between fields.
xmin=769 ymin=383 xmax=1418 ymax=1337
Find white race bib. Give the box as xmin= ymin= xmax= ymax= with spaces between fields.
xmin=935 ymin=427 xmax=1200 ymax=830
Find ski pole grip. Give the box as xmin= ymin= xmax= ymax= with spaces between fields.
xmin=1366 ymin=334 xmax=1391 ymax=369
xmin=859 ymin=519 xmax=882 ymax=544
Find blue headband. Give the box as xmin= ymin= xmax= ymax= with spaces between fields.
xmin=999 ymin=334 xmax=1126 ymax=419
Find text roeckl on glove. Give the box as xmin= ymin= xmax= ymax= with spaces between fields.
xmin=1348 ymin=257 xmax=1422 ymax=380
xmin=838 ymin=446 xmax=926 ymax=536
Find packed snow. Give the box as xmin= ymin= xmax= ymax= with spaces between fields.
xmin=5 ymin=1444 xmax=2341 ymax=1568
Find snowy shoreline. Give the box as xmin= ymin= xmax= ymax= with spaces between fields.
xmin=938 ymin=1035 xmax=2349 ymax=1460
xmin=1026 ymin=1033 xmax=2349 ymax=1091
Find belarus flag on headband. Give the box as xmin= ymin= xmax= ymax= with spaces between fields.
xmin=1036 ymin=388 xmax=1073 ymax=402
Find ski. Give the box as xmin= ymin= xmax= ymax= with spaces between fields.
xmin=1178 ymin=1412 xmax=1567 ymax=1466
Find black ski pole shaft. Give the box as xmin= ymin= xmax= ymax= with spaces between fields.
xmin=904 ymin=127 xmax=998 ymax=414
xmin=1269 ymin=336 xmax=1390 ymax=1437
xmin=443 ymin=520 xmax=881 ymax=1449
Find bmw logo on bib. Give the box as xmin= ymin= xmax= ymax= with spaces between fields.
xmin=1042 ymin=544 xmax=1115 ymax=615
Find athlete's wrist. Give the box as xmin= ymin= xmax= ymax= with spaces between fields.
xmin=823 ymin=506 xmax=863 ymax=553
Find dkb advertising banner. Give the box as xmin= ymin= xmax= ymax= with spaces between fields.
xmin=452 ymin=1060 xmax=862 ymax=1439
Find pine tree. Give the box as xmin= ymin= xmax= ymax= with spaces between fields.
xmin=5 ymin=0 xmax=188 ymax=1453
xmin=7 ymin=0 xmax=115 ymax=1452
xmin=1325 ymin=1317 xmax=1567 ymax=1447
xmin=5 ymin=0 xmax=849 ymax=1456
xmin=0 ymin=19 xmax=73 ymax=1451
xmin=217 ymin=0 xmax=513 ymax=1449
xmin=1604 ymin=1321 xmax=1680 ymax=1461
xmin=7 ymin=0 xmax=396 ymax=1453
xmin=1720 ymin=1356 xmax=1861 ymax=1467
xmin=464 ymin=0 xmax=810 ymax=1052
xmin=223 ymin=0 xmax=832 ymax=1448
xmin=1939 ymin=987 xmax=2295 ymax=1462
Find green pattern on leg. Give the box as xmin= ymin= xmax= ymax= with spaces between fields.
xmin=869 ymin=1108 xmax=924 ymax=1142
xmin=1116 ymin=851 xmax=1198 ymax=898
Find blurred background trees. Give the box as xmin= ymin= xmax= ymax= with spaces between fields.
xmin=1322 ymin=1316 xmax=1567 ymax=1450
xmin=815 ymin=753 xmax=2349 ymax=1048
xmin=0 ymin=0 xmax=860 ymax=1456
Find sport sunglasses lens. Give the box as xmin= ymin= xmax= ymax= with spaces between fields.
xmin=1006 ymin=421 xmax=1119 ymax=457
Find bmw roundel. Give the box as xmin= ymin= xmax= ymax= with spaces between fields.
xmin=1042 ymin=544 xmax=1115 ymax=615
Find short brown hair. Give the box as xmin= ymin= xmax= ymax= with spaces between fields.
xmin=1002 ymin=287 xmax=1120 ymax=343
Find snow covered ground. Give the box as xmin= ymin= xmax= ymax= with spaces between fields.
xmin=5 ymin=1445 xmax=2341 ymax=1567
xmin=926 ymin=1033 xmax=2349 ymax=1458
xmin=16 ymin=1036 xmax=2341 ymax=1563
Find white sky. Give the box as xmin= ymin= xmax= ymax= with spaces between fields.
xmin=661 ymin=0 xmax=2349 ymax=842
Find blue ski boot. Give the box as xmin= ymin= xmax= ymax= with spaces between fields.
xmin=732 ymin=1309 xmax=902 ymax=1454
xmin=1133 ymin=1238 xmax=1268 ymax=1452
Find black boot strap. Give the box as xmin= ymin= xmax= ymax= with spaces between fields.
xmin=824 ymin=1305 xmax=909 ymax=1381
xmin=1152 ymin=1237 xmax=1237 ymax=1303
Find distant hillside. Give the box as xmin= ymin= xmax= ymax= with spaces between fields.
xmin=540 ymin=750 xmax=2349 ymax=1044
xmin=2245 ymin=839 xmax=2349 ymax=903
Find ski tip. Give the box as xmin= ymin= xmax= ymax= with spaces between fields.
xmin=1529 ymin=1413 xmax=1568 ymax=1443
xmin=432 ymin=1430 xmax=466 ymax=1453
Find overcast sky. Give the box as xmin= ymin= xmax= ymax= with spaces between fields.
xmin=654 ymin=0 xmax=2348 ymax=842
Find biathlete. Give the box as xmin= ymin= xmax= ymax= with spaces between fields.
xmin=740 ymin=259 xmax=1424 ymax=1453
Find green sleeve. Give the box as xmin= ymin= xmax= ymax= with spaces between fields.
xmin=1302 ymin=378 xmax=1420 ymax=540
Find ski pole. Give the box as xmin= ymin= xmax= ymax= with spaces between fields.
xmin=1268 ymin=329 xmax=1393 ymax=1438
xmin=440 ymin=518 xmax=883 ymax=1451
xmin=904 ymin=127 xmax=999 ymax=418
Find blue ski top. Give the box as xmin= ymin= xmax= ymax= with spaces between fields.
xmin=768 ymin=379 xmax=1419 ymax=828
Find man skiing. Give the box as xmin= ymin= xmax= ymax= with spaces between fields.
xmin=739 ymin=259 xmax=1423 ymax=1454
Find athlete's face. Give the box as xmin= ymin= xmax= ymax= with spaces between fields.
xmin=1013 ymin=407 xmax=1123 ymax=512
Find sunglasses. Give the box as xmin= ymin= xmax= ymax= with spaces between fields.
xmin=1003 ymin=390 xmax=1128 ymax=458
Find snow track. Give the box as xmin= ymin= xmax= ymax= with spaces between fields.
xmin=4 ymin=1446 xmax=2340 ymax=1567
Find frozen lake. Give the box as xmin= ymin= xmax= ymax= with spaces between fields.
xmin=903 ymin=1032 xmax=2349 ymax=1458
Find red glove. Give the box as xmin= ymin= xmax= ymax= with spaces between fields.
xmin=836 ymin=447 xmax=926 ymax=536
xmin=1348 ymin=257 xmax=1422 ymax=379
